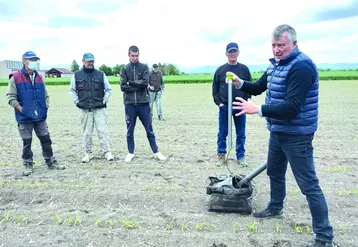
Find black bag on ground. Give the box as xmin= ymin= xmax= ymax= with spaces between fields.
xmin=206 ymin=175 xmax=253 ymax=214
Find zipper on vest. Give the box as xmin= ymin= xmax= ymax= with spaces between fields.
xmin=31 ymin=74 xmax=38 ymax=117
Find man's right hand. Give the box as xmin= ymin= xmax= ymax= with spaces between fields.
xmin=226 ymin=72 xmax=243 ymax=86
xmin=15 ymin=105 xmax=22 ymax=112
xmin=149 ymin=86 xmax=154 ymax=90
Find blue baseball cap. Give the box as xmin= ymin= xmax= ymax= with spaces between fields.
xmin=226 ymin=42 xmax=239 ymax=52
xmin=22 ymin=51 xmax=40 ymax=60
xmin=83 ymin=53 xmax=95 ymax=61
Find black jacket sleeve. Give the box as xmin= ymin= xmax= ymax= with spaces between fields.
xmin=212 ymin=69 xmax=221 ymax=106
xmin=261 ymin=61 xmax=316 ymax=119
xmin=129 ymin=65 xmax=149 ymax=88
xmin=120 ymin=66 xmax=139 ymax=92
xmin=241 ymin=72 xmax=268 ymax=96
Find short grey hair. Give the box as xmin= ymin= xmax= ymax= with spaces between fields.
xmin=272 ymin=24 xmax=297 ymax=44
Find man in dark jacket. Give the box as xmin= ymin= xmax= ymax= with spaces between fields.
xmin=69 ymin=53 xmax=114 ymax=163
xmin=6 ymin=51 xmax=65 ymax=176
xmin=120 ymin=45 xmax=166 ymax=163
xmin=229 ymin=24 xmax=334 ymax=247
xmin=212 ymin=42 xmax=252 ymax=167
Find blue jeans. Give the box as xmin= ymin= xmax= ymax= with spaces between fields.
xmin=125 ymin=103 xmax=158 ymax=154
xmin=267 ymin=131 xmax=333 ymax=242
xmin=217 ymin=104 xmax=246 ymax=160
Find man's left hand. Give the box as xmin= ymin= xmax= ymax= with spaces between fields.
xmin=233 ymin=97 xmax=259 ymax=116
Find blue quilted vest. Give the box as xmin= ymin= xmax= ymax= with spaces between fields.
xmin=265 ymin=47 xmax=319 ymax=135
xmin=12 ymin=68 xmax=48 ymax=123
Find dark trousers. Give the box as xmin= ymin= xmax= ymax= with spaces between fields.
xmin=125 ymin=103 xmax=158 ymax=154
xmin=217 ymin=104 xmax=246 ymax=160
xmin=267 ymin=131 xmax=333 ymax=242
xmin=18 ymin=120 xmax=53 ymax=163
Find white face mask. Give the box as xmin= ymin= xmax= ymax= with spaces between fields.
xmin=153 ymin=68 xmax=158 ymax=72
xmin=28 ymin=61 xmax=39 ymax=71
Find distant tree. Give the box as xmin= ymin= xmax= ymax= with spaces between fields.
xmin=157 ymin=63 xmax=181 ymax=75
xmin=70 ymin=60 xmax=80 ymax=72
xmin=99 ymin=64 xmax=113 ymax=76
xmin=112 ymin=64 xmax=125 ymax=76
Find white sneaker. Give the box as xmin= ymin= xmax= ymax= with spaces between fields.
xmin=124 ymin=153 xmax=135 ymax=163
xmin=153 ymin=152 xmax=166 ymax=161
xmin=104 ymin=152 xmax=114 ymax=161
xmin=82 ymin=153 xmax=93 ymax=163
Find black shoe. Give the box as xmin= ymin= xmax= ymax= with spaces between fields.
xmin=252 ymin=208 xmax=283 ymax=218
xmin=46 ymin=158 xmax=65 ymax=170
xmin=23 ymin=162 xmax=34 ymax=176
xmin=305 ymin=239 xmax=333 ymax=247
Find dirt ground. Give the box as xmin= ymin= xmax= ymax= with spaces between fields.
xmin=0 ymin=81 xmax=357 ymax=247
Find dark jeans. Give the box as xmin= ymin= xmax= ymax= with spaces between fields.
xmin=217 ymin=104 xmax=246 ymax=160
xmin=125 ymin=103 xmax=158 ymax=154
xmin=267 ymin=131 xmax=333 ymax=242
xmin=18 ymin=120 xmax=54 ymax=163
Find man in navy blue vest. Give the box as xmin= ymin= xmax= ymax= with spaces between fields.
xmin=228 ymin=24 xmax=334 ymax=247
xmin=6 ymin=51 xmax=65 ymax=176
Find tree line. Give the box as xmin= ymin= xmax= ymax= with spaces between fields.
xmin=70 ymin=60 xmax=183 ymax=76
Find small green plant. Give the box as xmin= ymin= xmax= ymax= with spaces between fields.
xmin=166 ymin=219 xmax=175 ymax=230
xmin=181 ymin=223 xmax=189 ymax=232
xmin=107 ymin=219 xmax=115 ymax=228
xmin=55 ymin=215 xmax=62 ymax=225
xmin=92 ymin=163 xmax=101 ymax=169
xmin=195 ymin=222 xmax=214 ymax=232
xmin=120 ymin=219 xmax=138 ymax=229
xmin=1 ymin=211 xmax=10 ymax=223
xmin=34 ymin=162 xmax=41 ymax=168
xmin=248 ymin=221 xmax=258 ymax=232
xmin=294 ymin=224 xmax=303 ymax=233
xmin=323 ymin=166 xmax=348 ymax=173
xmin=233 ymin=222 xmax=241 ymax=233
xmin=95 ymin=218 xmax=103 ymax=227
xmin=294 ymin=223 xmax=311 ymax=234
xmin=63 ymin=217 xmax=74 ymax=226
xmin=74 ymin=215 xmax=82 ymax=226
xmin=275 ymin=222 xmax=281 ymax=233
xmin=16 ymin=215 xmax=25 ymax=225
xmin=338 ymin=225 xmax=347 ymax=235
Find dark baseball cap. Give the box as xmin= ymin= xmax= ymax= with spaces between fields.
xmin=153 ymin=64 xmax=158 ymax=68
xmin=226 ymin=42 xmax=239 ymax=52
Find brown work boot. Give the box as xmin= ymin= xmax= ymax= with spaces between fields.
xmin=216 ymin=153 xmax=226 ymax=167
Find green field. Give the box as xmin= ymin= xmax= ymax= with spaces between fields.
xmin=0 ymin=70 xmax=357 ymax=86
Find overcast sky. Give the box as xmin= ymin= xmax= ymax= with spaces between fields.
xmin=0 ymin=0 xmax=357 ymax=70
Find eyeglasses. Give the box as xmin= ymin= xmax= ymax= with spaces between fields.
xmin=228 ymin=49 xmax=238 ymax=54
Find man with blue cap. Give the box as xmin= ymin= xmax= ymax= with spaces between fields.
xmin=212 ymin=42 xmax=252 ymax=167
xmin=6 ymin=51 xmax=65 ymax=176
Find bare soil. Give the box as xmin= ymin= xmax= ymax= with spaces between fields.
xmin=0 ymin=81 xmax=357 ymax=247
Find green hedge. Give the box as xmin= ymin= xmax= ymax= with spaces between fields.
xmin=1 ymin=75 xmax=357 ymax=87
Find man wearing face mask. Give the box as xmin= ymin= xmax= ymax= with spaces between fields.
xmin=148 ymin=64 xmax=165 ymax=120
xmin=6 ymin=51 xmax=65 ymax=176
xmin=212 ymin=42 xmax=252 ymax=168
xmin=120 ymin=45 xmax=166 ymax=163
xmin=69 ymin=53 xmax=114 ymax=163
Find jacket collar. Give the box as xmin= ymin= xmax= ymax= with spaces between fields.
xmin=21 ymin=66 xmax=38 ymax=78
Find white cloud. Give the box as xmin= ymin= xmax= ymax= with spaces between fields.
xmin=0 ymin=0 xmax=357 ymax=70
